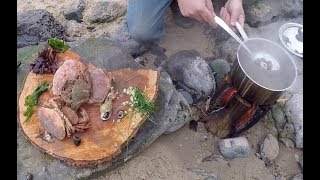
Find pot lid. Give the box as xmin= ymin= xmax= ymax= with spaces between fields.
xmin=279 ymin=23 xmax=303 ymax=58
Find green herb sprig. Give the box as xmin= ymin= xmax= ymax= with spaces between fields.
xmin=130 ymin=87 xmax=157 ymax=117
xmin=24 ymin=82 xmax=50 ymax=122
xmin=48 ymin=38 xmax=69 ymax=53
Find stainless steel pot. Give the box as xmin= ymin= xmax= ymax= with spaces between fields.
xmin=230 ymin=38 xmax=297 ymax=105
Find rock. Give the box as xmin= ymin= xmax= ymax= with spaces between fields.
xmin=280 ymin=0 xmax=303 ymax=18
xmin=218 ymin=136 xmax=251 ymax=159
xmin=17 ymin=9 xmax=67 ymax=48
xmin=207 ymin=59 xmax=231 ymax=84
xmin=63 ymin=0 xmax=85 ymax=23
xmin=177 ymin=89 xmax=193 ymax=105
xmin=26 ymin=172 xmax=33 ymax=180
xmin=17 ymin=38 xmax=191 ymax=179
xmin=89 ymin=1 xmax=126 ymax=23
xmin=214 ymin=38 xmax=239 ymax=64
xmin=289 ymin=172 xmax=303 ymax=180
xmin=109 ymin=26 xmax=151 ymax=57
xmin=65 ymin=20 xmax=83 ymax=38
xmin=244 ymin=0 xmax=282 ymax=27
xmin=243 ymin=0 xmax=302 ymax=27
xmin=134 ymin=56 xmax=148 ymax=66
xmin=283 ymin=94 xmax=303 ymax=148
xmin=259 ymin=134 xmax=279 ymax=166
xmin=163 ymin=50 xmax=216 ymax=102
xmin=70 ymin=37 xmax=142 ymax=71
xmin=298 ymin=155 xmax=303 ymax=170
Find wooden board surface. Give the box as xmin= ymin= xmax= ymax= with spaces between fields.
xmin=18 ymin=50 xmax=159 ymax=167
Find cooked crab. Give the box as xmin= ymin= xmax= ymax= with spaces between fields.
xmin=38 ymin=98 xmax=91 ymax=140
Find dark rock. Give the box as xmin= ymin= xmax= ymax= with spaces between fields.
xmin=259 ymin=134 xmax=279 ymax=166
xmin=219 ymin=136 xmax=251 ymax=159
xmin=163 ymin=50 xmax=216 ymax=102
xmin=207 ymin=59 xmax=231 ymax=84
xmin=188 ymin=120 xmax=198 ymax=132
xmin=64 ymin=0 xmax=85 ymax=23
xmin=244 ymin=0 xmax=282 ymax=27
xmin=280 ymin=0 xmax=303 ymax=18
xmin=89 ymin=1 xmax=125 ymax=23
xmin=17 ymin=9 xmax=67 ymax=48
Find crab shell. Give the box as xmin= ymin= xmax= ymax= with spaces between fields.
xmin=88 ymin=67 xmax=111 ymax=104
xmin=52 ymin=60 xmax=86 ymax=96
xmin=38 ymin=107 xmax=66 ymax=140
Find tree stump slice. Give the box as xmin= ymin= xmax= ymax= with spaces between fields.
xmin=18 ymin=50 xmax=159 ymax=167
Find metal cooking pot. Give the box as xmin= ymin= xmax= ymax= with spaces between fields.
xmin=230 ymin=38 xmax=297 ymax=105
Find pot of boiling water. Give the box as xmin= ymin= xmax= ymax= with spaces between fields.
xmin=230 ymin=38 xmax=297 ymax=105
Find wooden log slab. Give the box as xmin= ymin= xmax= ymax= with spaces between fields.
xmin=18 ymin=50 xmax=159 ymax=167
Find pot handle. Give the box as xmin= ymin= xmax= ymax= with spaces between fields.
xmin=235 ymin=22 xmax=248 ymax=41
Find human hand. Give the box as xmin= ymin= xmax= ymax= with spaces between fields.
xmin=177 ymin=0 xmax=218 ymax=29
xmin=220 ymin=0 xmax=245 ymax=32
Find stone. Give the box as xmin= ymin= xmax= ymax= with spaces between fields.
xmin=283 ymin=94 xmax=303 ymax=148
xmin=177 ymin=89 xmax=193 ymax=105
xmin=63 ymin=0 xmax=85 ymax=23
xmin=17 ymin=9 xmax=67 ymax=48
xmin=134 ymin=56 xmax=148 ymax=66
xmin=70 ymin=37 xmax=142 ymax=71
xmin=65 ymin=20 xmax=83 ymax=38
xmin=89 ymin=1 xmax=126 ymax=23
xmin=289 ymin=172 xmax=303 ymax=180
xmin=259 ymin=134 xmax=279 ymax=166
xmin=207 ymin=59 xmax=231 ymax=84
xmin=218 ymin=136 xmax=251 ymax=159
xmin=163 ymin=50 xmax=216 ymax=102
xmin=109 ymin=26 xmax=151 ymax=57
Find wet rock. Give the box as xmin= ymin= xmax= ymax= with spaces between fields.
xmin=89 ymin=1 xmax=125 ymax=23
xmin=283 ymin=94 xmax=303 ymax=148
xmin=289 ymin=172 xmax=303 ymax=180
xmin=63 ymin=0 xmax=85 ymax=23
xmin=163 ymin=50 xmax=216 ymax=102
xmin=207 ymin=59 xmax=231 ymax=84
xmin=218 ymin=136 xmax=251 ymax=159
xmin=259 ymin=134 xmax=279 ymax=166
xmin=65 ymin=20 xmax=83 ymax=38
xmin=17 ymin=9 xmax=67 ymax=48
xmin=70 ymin=37 xmax=142 ymax=71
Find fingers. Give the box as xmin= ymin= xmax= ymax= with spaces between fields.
xmin=230 ymin=8 xmax=241 ymax=26
xmin=200 ymin=8 xmax=218 ymax=29
xmin=205 ymin=0 xmax=214 ymax=14
xmin=238 ymin=12 xmax=245 ymax=27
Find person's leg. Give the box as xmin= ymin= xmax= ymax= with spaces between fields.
xmin=126 ymin=0 xmax=172 ymax=43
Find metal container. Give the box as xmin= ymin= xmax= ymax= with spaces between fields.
xmin=279 ymin=23 xmax=303 ymax=58
xmin=230 ymin=38 xmax=297 ymax=105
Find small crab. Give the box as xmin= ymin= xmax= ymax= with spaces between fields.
xmin=60 ymin=70 xmax=92 ymax=111
xmin=100 ymin=86 xmax=117 ymax=120
xmin=38 ymin=97 xmax=91 ymax=140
